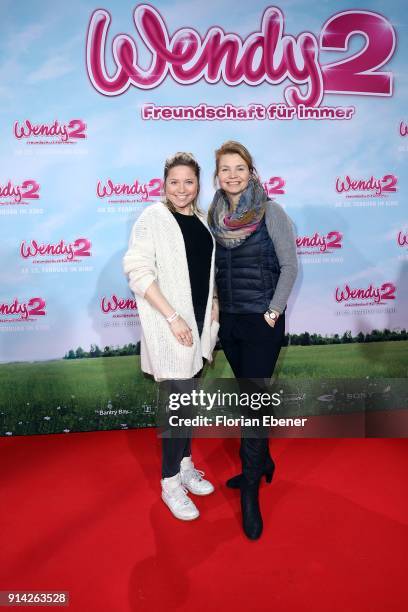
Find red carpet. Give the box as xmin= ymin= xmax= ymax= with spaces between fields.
xmin=0 ymin=429 xmax=407 ymax=611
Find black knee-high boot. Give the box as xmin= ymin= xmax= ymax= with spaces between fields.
xmin=226 ymin=377 xmax=276 ymax=489
xmin=239 ymin=437 xmax=269 ymax=540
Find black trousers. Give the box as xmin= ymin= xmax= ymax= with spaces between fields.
xmin=161 ymin=318 xmax=205 ymax=479
xmin=219 ymin=311 xmax=285 ymax=481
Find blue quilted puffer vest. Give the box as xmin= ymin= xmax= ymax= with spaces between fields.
xmin=215 ymin=218 xmax=280 ymax=313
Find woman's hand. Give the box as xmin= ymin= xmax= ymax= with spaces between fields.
xmin=169 ymin=316 xmax=193 ymax=346
xmin=211 ymin=297 xmax=219 ymax=323
xmin=264 ymin=309 xmax=280 ymax=328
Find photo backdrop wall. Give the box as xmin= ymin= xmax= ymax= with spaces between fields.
xmin=0 ymin=0 xmax=407 ymax=436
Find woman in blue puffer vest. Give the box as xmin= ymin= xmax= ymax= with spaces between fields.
xmin=208 ymin=141 xmax=298 ymax=540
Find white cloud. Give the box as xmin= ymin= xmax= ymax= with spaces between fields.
xmin=0 ymin=84 xmax=13 ymax=103
xmin=344 ymin=262 xmax=396 ymax=284
xmin=6 ymin=22 xmax=49 ymax=56
xmin=28 ymin=55 xmax=75 ymax=84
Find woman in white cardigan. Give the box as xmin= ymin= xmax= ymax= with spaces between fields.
xmin=123 ymin=152 xmax=219 ymax=521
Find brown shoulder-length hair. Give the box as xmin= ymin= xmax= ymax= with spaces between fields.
xmin=213 ymin=141 xmax=261 ymax=187
xmin=163 ymin=152 xmax=203 ymax=215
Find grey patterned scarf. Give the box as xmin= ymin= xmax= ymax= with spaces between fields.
xmin=208 ymin=178 xmax=268 ymax=249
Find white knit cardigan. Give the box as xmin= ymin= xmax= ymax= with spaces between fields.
xmin=123 ymin=202 xmax=219 ymax=381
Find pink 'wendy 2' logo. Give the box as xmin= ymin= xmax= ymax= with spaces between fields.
xmin=335 ymin=282 xmax=396 ymax=305
xmin=0 ymin=298 xmax=47 ymax=320
xmin=86 ymin=6 xmax=396 ymax=107
xmin=14 ymin=120 xmax=86 ymax=142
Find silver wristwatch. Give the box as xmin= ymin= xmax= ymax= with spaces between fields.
xmin=265 ymin=308 xmax=279 ymax=321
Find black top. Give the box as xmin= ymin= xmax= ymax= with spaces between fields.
xmin=172 ymin=211 xmax=213 ymax=321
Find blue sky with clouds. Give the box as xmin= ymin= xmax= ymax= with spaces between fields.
xmin=0 ymin=0 xmax=407 ymax=361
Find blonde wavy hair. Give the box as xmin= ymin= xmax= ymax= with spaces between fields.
xmin=163 ymin=152 xmax=203 ymax=215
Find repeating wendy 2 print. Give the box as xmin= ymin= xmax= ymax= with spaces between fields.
xmin=0 ymin=0 xmax=407 ymax=435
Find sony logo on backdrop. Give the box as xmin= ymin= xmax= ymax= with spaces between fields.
xmin=86 ymin=5 xmax=396 ymax=106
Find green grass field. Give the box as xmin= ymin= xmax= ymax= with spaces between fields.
xmin=1 ymin=341 xmax=406 ymax=435
xmin=209 ymin=341 xmax=407 ymax=379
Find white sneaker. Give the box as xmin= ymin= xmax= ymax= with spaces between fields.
xmin=161 ymin=473 xmax=199 ymax=521
xmin=180 ymin=456 xmax=215 ymax=496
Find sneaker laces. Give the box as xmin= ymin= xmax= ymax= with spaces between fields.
xmin=171 ymin=484 xmax=192 ymax=507
xmin=183 ymin=467 xmax=205 ymax=483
